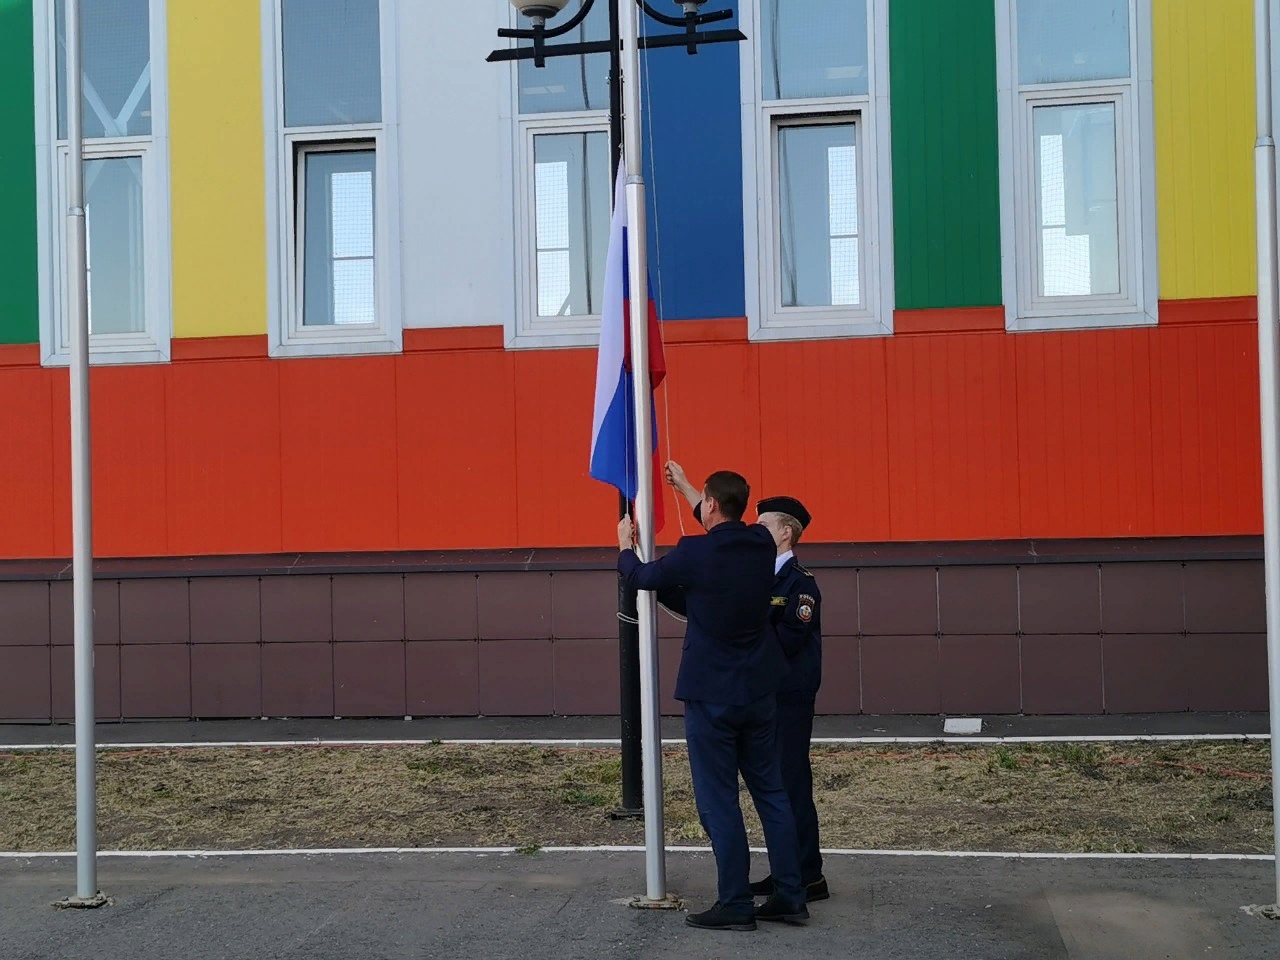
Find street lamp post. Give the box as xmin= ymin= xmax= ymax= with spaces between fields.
xmin=488 ymin=0 xmax=743 ymax=903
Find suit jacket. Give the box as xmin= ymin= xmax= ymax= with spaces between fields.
xmin=770 ymin=556 xmax=822 ymax=703
xmin=618 ymin=521 xmax=786 ymax=705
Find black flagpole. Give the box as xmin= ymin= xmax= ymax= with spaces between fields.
xmin=610 ymin=0 xmax=644 ymax=819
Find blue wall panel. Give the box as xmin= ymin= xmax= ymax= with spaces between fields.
xmin=640 ymin=4 xmax=745 ymax=321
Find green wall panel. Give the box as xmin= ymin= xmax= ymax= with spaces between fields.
xmin=0 ymin=0 xmax=39 ymax=345
xmin=890 ymin=0 xmax=1003 ymax=310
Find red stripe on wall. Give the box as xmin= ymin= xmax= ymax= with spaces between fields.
xmin=894 ymin=306 xmax=1005 ymax=335
xmin=171 ymin=335 xmax=269 ymax=361
xmin=1159 ymin=296 xmax=1257 ymax=326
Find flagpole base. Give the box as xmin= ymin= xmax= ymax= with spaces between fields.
xmin=628 ymin=893 xmax=683 ymax=911
xmin=1241 ymin=904 xmax=1280 ymax=920
xmin=54 ymin=893 xmax=111 ymax=910
xmin=609 ymin=806 xmax=644 ymax=821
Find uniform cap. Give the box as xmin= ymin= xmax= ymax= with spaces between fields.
xmin=756 ymin=496 xmax=811 ymax=530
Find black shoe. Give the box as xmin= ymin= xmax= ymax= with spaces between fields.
xmin=804 ymin=876 xmax=831 ymax=902
xmin=685 ymin=902 xmax=757 ymax=931
xmin=748 ymin=875 xmax=775 ymax=896
xmin=750 ymin=875 xmax=830 ymax=902
xmin=755 ymin=894 xmax=809 ymax=925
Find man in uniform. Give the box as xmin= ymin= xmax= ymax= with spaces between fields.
xmin=749 ymin=497 xmax=828 ymax=903
xmin=664 ymin=465 xmax=827 ymax=904
xmin=617 ymin=469 xmax=808 ymax=931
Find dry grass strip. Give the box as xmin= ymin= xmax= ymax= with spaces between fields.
xmin=0 ymin=742 xmax=1270 ymax=854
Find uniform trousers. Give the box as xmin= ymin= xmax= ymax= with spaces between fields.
xmin=777 ymin=697 xmax=823 ymax=883
xmin=683 ymin=695 xmax=805 ymax=913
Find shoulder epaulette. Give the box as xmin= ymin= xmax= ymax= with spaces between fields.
xmin=793 ymin=561 xmax=814 ymax=578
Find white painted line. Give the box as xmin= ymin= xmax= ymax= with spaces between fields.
xmin=0 ymin=732 xmax=1269 ymax=752
xmin=0 ymin=846 xmax=1272 ymax=862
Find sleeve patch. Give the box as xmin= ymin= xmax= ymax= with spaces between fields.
xmin=796 ymin=594 xmax=816 ymax=622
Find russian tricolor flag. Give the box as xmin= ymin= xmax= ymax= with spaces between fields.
xmin=589 ymin=161 xmax=666 ymax=531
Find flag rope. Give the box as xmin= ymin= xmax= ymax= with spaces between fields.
xmin=638 ymin=13 xmax=686 ymax=537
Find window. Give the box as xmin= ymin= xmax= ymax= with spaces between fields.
xmin=508 ymin=1 xmax=612 ymax=347
xmin=996 ymin=0 xmax=1157 ymax=330
xmin=263 ymin=0 xmax=401 ymax=356
xmin=33 ymin=0 xmax=172 ymax=365
xmin=742 ymin=0 xmax=893 ymax=340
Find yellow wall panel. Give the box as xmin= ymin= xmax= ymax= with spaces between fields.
xmin=1155 ymin=0 xmax=1256 ymax=300
xmin=168 ymin=0 xmax=266 ymax=337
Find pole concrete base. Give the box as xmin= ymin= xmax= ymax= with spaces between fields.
xmin=53 ymin=893 xmax=110 ymax=910
xmin=1241 ymin=904 xmax=1280 ymax=920
xmin=627 ymin=893 xmax=683 ymax=910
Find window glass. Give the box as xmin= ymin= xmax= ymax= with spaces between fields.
xmin=518 ymin=0 xmax=609 ymax=113
xmin=83 ymin=156 xmax=146 ymax=334
xmin=761 ymin=0 xmax=868 ymax=100
xmin=533 ymin=131 xmax=610 ymax=317
xmin=301 ymin=149 xmax=377 ymax=326
xmin=56 ymin=0 xmax=151 ymax=139
xmin=777 ymin=121 xmax=860 ymax=308
xmin=282 ymin=0 xmax=381 ymax=127
xmin=1017 ymin=0 xmax=1130 ymax=85
xmin=1034 ymin=102 xmax=1120 ymax=297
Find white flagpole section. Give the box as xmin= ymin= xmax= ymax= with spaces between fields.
xmin=1254 ymin=0 xmax=1280 ymax=910
xmin=65 ymin=0 xmax=100 ymax=905
xmin=617 ymin=0 xmax=667 ymax=903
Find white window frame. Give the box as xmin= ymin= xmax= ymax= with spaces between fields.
xmin=32 ymin=0 xmax=173 ymax=367
xmin=995 ymin=0 xmax=1158 ymax=332
xmin=740 ymin=0 xmax=894 ymax=341
xmin=261 ymin=0 xmax=402 ymax=358
xmin=502 ymin=0 xmax=611 ymax=351
xmin=514 ymin=112 xmax=611 ymax=347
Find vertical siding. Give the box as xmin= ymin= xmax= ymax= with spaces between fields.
xmin=885 ymin=332 xmax=1021 ymax=540
xmin=168 ymin=0 xmax=267 ymax=337
xmin=1154 ymin=0 xmax=1256 ymax=299
xmin=756 ymin=338 xmax=893 ymax=542
xmin=889 ymin=0 xmax=1003 ymax=310
xmin=1016 ymin=329 xmax=1157 ymax=537
xmin=0 ymin=0 xmax=39 ymax=345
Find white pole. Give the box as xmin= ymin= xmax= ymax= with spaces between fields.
xmin=65 ymin=0 xmax=100 ymax=905
xmin=1254 ymin=0 xmax=1280 ymax=910
xmin=617 ymin=0 xmax=667 ymax=903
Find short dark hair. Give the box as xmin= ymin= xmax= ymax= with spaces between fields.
xmin=703 ymin=471 xmax=750 ymax=521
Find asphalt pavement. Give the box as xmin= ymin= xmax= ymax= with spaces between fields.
xmin=2 ymin=851 xmax=1277 ymax=960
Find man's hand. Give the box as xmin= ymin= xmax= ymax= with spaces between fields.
xmin=664 ymin=460 xmax=688 ymax=490
xmin=617 ymin=516 xmax=636 ymax=551
xmin=665 ymin=460 xmax=701 ymax=509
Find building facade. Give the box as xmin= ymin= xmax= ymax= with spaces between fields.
xmin=0 ymin=0 xmax=1268 ymax=721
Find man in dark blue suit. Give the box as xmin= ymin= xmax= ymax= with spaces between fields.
xmin=749 ymin=496 xmax=827 ymax=903
xmin=617 ymin=469 xmax=807 ymax=931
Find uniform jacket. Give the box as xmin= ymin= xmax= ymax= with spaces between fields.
xmin=770 ymin=556 xmax=822 ymax=704
xmin=618 ymin=520 xmax=786 ymax=705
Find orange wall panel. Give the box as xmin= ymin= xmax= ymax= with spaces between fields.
xmin=1149 ymin=324 xmax=1261 ymax=536
xmin=0 ymin=368 xmax=57 ymax=557
xmin=90 ymin=366 xmax=170 ymax=557
xmin=657 ymin=341 xmax=765 ymax=543
xmin=1015 ymin=329 xmax=1157 ymax=538
xmin=0 ymin=311 xmax=1265 ymax=560
xmin=167 ymin=359 xmax=283 ymax=556
xmin=277 ymin=357 xmax=401 ymax=553
xmin=396 ymin=350 xmax=520 ymax=550
xmin=756 ymin=338 xmax=892 ymax=542
xmin=512 ymin=349 xmax=615 ymax=547
xmin=884 ymin=333 xmax=1021 ymax=541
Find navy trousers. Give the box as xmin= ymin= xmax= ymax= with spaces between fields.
xmin=777 ymin=698 xmax=823 ymax=883
xmin=683 ymin=695 xmax=804 ymax=913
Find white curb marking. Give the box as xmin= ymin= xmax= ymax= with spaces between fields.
xmin=0 ymin=846 xmax=1271 ymax=861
